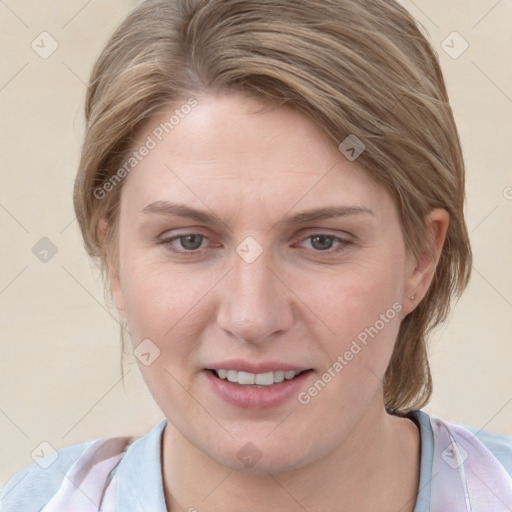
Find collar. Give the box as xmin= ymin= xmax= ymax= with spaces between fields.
xmin=114 ymin=418 xmax=168 ymax=511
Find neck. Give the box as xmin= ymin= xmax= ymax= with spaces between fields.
xmin=161 ymin=400 xmax=421 ymax=512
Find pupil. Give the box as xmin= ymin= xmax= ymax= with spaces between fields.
xmin=312 ymin=235 xmax=332 ymax=251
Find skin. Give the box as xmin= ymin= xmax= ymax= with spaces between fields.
xmin=105 ymin=92 xmax=449 ymax=512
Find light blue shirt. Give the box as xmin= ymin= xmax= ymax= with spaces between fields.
xmin=1 ymin=409 xmax=511 ymax=511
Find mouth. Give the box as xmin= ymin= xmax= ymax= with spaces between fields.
xmin=204 ymin=365 xmax=315 ymax=409
xmin=206 ymin=368 xmax=312 ymax=387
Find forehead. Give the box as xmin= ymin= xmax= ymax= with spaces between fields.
xmin=121 ymin=93 xmax=391 ymax=220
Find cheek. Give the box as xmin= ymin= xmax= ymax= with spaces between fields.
xmin=319 ymin=261 xmax=403 ymax=326
xmin=304 ymin=256 xmax=405 ymax=373
xmin=121 ymin=260 xmax=206 ymax=333
xmin=118 ymin=264 xmax=204 ymax=383
xmin=118 ymin=262 xmax=210 ymax=404
xmin=292 ymin=273 xmax=404 ymax=424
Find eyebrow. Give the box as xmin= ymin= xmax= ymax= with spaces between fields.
xmin=141 ymin=200 xmax=374 ymax=226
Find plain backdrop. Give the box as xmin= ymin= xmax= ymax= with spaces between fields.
xmin=1 ymin=0 xmax=511 ymax=485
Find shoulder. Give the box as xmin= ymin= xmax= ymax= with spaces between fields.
xmin=0 ymin=439 xmax=97 ymax=511
xmin=0 ymin=420 xmax=167 ymax=512
xmin=455 ymin=422 xmax=512 ymax=477
xmin=413 ymin=409 xmax=512 ymax=478
xmin=0 ymin=434 xmax=136 ymax=512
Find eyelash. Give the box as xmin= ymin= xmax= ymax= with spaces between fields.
xmin=157 ymin=232 xmax=352 ymax=256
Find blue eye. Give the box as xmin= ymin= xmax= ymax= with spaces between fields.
xmin=308 ymin=234 xmax=337 ymax=251
xmin=301 ymin=234 xmax=349 ymax=252
xmin=157 ymin=232 xmax=351 ymax=256
xmin=160 ymin=234 xmax=207 ymax=253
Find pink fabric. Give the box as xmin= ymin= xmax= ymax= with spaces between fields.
xmin=40 ymin=437 xmax=131 ymax=512
xmin=430 ymin=416 xmax=512 ymax=511
xmin=39 ymin=418 xmax=512 ymax=511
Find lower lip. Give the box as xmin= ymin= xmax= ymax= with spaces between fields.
xmin=204 ymin=369 xmax=313 ymax=409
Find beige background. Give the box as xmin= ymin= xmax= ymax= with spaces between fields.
xmin=0 ymin=0 xmax=511 ymax=485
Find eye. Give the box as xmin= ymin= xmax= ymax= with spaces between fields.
xmin=157 ymin=232 xmax=352 ymax=257
xmin=159 ymin=233 xmax=209 ymax=253
xmin=299 ymin=234 xmax=351 ymax=253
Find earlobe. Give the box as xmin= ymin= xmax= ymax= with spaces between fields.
xmin=99 ymin=218 xmax=127 ymax=320
xmin=402 ymin=208 xmax=450 ymax=315
xmin=110 ymin=268 xmax=127 ymax=320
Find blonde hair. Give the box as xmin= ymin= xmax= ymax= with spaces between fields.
xmin=74 ymin=0 xmax=472 ymax=412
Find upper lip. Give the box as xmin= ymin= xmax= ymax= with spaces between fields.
xmin=205 ymin=359 xmax=311 ymax=374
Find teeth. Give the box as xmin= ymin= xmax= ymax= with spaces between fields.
xmin=274 ymin=370 xmax=285 ymax=383
xmin=227 ymin=370 xmax=238 ymax=383
xmin=238 ymin=372 xmax=255 ymax=385
xmin=214 ymin=369 xmax=301 ymax=386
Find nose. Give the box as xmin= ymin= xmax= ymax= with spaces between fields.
xmin=215 ymin=249 xmax=294 ymax=345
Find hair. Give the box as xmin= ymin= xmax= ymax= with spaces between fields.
xmin=73 ymin=0 xmax=472 ymax=412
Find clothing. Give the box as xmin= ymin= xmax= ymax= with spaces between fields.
xmin=1 ymin=410 xmax=511 ymax=511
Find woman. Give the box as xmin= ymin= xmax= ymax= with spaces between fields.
xmin=2 ymin=0 xmax=511 ymax=510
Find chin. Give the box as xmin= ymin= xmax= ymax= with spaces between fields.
xmin=205 ymin=435 xmax=317 ymax=475
xmin=218 ymin=451 xmax=309 ymax=475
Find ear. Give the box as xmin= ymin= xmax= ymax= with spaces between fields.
xmin=98 ymin=219 xmax=127 ymax=320
xmin=401 ymin=208 xmax=449 ymax=316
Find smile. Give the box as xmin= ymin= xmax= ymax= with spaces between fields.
xmin=210 ymin=369 xmax=305 ymax=386
xmin=204 ymin=367 xmax=314 ymax=409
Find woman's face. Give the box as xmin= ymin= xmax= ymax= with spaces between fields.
xmin=109 ymin=92 xmax=425 ymax=473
